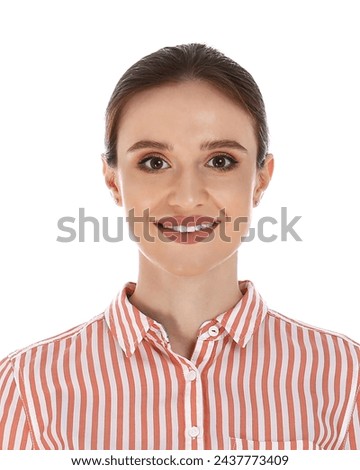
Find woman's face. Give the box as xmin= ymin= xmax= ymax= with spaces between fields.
xmin=104 ymin=80 xmax=273 ymax=276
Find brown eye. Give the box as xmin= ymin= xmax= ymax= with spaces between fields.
xmin=207 ymin=154 xmax=238 ymax=171
xmin=212 ymin=155 xmax=227 ymax=168
xmin=138 ymin=156 xmax=171 ymax=172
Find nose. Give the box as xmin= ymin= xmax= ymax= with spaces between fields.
xmin=167 ymin=167 xmax=208 ymax=209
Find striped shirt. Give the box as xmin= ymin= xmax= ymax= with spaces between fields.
xmin=0 ymin=280 xmax=359 ymax=450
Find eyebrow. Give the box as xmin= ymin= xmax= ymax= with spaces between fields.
xmin=127 ymin=140 xmax=173 ymax=153
xmin=127 ymin=139 xmax=248 ymax=154
xmin=200 ymin=139 xmax=248 ymax=153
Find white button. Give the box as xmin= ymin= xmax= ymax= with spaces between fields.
xmin=188 ymin=426 xmax=200 ymax=438
xmin=186 ymin=370 xmax=197 ymax=381
xmin=208 ymin=325 xmax=219 ymax=337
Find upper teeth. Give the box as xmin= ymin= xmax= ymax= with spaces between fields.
xmin=162 ymin=222 xmax=216 ymax=233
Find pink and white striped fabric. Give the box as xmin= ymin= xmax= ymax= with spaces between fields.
xmin=1 ymin=280 xmax=359 ymax=449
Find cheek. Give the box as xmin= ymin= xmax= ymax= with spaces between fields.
xmin=212 ymin=173 xmax=255 ymax=206
xmin=213 ymin=176 xmax=254 ymax=237
xmin=118 ymin=171 xmax=157 ymax=210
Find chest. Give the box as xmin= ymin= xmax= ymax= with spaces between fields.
xmin=21 ymin=335 xmax=353 ymax=450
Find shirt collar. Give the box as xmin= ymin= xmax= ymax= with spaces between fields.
xmin=215 ymin=280 xmax=268 ymax=347
xmin=104 ymin=282 xmax=154 ymax=357
xmin=105 ymin=280 xmax=268 ymax=357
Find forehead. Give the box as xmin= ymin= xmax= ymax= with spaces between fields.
xmin=117 ymin=80 xmax=257 ymax=154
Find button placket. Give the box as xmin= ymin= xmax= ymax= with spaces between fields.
xmin=183 ymin=362 xmax=203 ymax=448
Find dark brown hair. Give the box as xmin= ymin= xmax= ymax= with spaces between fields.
xmin=103 ymin=43 xmax=269 ymax=169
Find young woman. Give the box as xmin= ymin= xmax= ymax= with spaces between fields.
xmin=0 ymin=43 xmax=359 ymax=450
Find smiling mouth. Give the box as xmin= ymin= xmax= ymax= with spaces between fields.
xmin=155 ymin=221 xmax=220 ymax=233
xmin=154 ymin=221 xmax=221 ymax=245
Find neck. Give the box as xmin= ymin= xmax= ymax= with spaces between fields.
xmin=128 ymin=252 xmax=243 ymax=357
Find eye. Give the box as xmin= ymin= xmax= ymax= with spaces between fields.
xmin=138 ymin=155 xmax=171 ymax=172
xmin=206 ymin=154 xmax=238 ymax=171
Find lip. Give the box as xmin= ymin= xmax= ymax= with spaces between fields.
xmin=154 ymin=215 xmax=221 ymax=244
xmin=156 ymin=215 xmax=220 ymax=228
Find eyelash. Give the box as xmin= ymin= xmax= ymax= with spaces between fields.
xmin=137 ymin=153 xmax=239 ymax=173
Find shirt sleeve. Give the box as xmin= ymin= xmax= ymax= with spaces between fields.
xmin=343 ymin=387 xmax=360 ymax=449
xmin=0 ymin=356 xmax=33 ymax=449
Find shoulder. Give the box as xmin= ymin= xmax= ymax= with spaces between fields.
xmin=266 ymin=307 xmax=360 ymax=362
xmin=2 ymin=312 xmax=106 ymax=370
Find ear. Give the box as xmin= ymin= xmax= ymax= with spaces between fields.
xmin=253 ymin=154 xmax=274 ymax=206
xmin=101 ymin=155 xmax=123 ymax=206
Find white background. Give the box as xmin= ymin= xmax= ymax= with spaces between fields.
xmin=0 ymin=0 xmax=359 ymax=358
